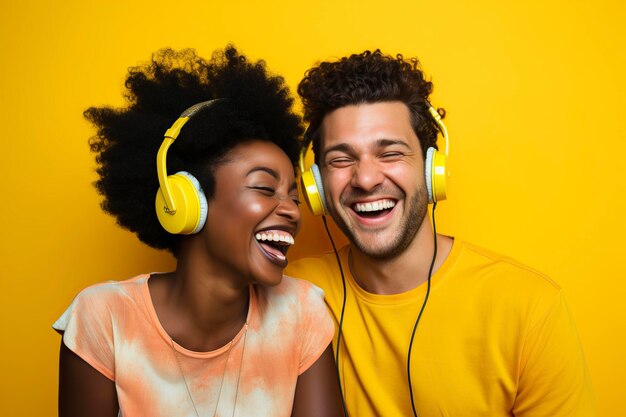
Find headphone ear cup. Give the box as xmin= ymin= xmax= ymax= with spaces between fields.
xmin=300 ymin=163 xmax=327 ymax=216
xmin=310 ymin=164 xmax=327 ymax=214
xmin=176 ymin=171 xmax=208 ymax=232
xmin=155 ymin=171 xmax=208 ymax=235
xmin=424 ymin=147 xmax=447 ymax=203
xmin=425 ymin=147 xmax=435 ymax=203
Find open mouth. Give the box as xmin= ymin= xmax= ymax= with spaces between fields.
xmin=255 ymin=229 xmax=295 ymax=266
xmin=352 ymin=199 xmax=396 ymax=219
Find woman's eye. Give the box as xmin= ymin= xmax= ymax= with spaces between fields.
xmin=251 ymin=186 xmax=275 ymax=194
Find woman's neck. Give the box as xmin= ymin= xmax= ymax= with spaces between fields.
xmin=150 ymin=239 xmax=250 ymax=351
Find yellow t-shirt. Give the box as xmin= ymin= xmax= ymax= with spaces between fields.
xmin=286 ymin=240 xmax=595 ymax=417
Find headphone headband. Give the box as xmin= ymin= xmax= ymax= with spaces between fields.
xmin=157 ymin=99 xmax=223 ymax=213
xmin=426 ymin=102 xmax=448 ymax=156
xmin=155 ymin=99 xmax=223 ymax=235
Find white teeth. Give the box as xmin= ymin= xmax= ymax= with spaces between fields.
xmin=354 ymin=199 xmax=396 ymax=213
xmin=255 ymin=231 xmax=295 ymax=245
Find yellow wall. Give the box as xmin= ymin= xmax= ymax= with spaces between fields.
xmin=1 ymin=0 xmax=624 ymax=415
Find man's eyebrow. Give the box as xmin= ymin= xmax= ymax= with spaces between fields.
xmin=246 ymin=166 xmax=278 ymax=179
xmin=322 ymin=138 xmax=411 ymax=159
xmin=322 ymin=143 xmax=356 ymax=159
xmin=376 ymin=138 xmax=411 ymax=149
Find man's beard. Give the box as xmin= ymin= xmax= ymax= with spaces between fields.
xmin=328 ymin=187 xmax=428 ymax=260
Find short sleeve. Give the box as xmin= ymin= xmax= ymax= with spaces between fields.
xmin=53 ymin=284 xmax=116 ymax=380
xmin=296 ymin=282 xmax=335 ymax=374
xmin=513 ymin=291 xmax=596 ymax=416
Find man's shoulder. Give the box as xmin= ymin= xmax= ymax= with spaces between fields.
xmin=285 ymin=246 xmax=349 ymax=289
xmin=287 ymin=246 xmax=347 ymax=273
xmin=454 ymin=240 xmax=561 ymax=296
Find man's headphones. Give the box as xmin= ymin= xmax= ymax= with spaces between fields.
xmin=298 ymin=102 xmax=449 ymax=216
xmin=155 ymin=99 xmax=223 ymax=235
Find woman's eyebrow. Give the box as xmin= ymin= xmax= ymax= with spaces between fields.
xmin=246 ymin=166 xmax=298 ymax=192
xmin=246 ymin=166 xmax=278 ymax=179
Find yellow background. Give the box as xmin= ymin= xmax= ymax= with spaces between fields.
xmin=1 ymin=0 xmax=624 ymax=415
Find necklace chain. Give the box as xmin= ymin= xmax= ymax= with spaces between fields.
xmin=171 ymin=323 xmax=248 ymax=417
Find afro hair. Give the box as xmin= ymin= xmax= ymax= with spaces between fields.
xmin=85 ymin=46 xmax=304 ymax=256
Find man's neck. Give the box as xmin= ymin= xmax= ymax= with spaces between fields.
xmin=348 ymin=223 xmax=453 ymax=295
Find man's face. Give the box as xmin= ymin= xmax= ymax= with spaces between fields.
xmin=319 ymin=101 xmax=428 ymax=259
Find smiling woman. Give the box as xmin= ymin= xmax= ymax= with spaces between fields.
xmin=52 ymin=46 xmax=343 ymax=417
xmin=202 ymin=140 xmax=301 ymax=284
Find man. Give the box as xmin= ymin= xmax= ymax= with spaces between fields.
xmin=286 ymin=50 xmax=595 ymax=416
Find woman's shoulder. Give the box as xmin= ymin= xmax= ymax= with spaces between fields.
xmin=52 ymin=275 xmax=149 ymax=332
xmin=254 ymin=276 xmax=327 ymax=318
xmin=53 ymin=274 xmax=150 ymax=330
xmin=72 ymin=274 xmax=150 ymax=302
xmin=268 ymin=275 xmax=325 ymax=301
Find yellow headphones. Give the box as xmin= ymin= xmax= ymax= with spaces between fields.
xmin=155 ymin=100 xmax=222 ymax=234
xmin=299 ymin=102 xmax=449 ymax=216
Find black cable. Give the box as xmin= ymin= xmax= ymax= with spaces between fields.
xmin=407 ymin=202 xmax=438 ymax=417
xmin=322 ymin=215 xmax=349 ymax=417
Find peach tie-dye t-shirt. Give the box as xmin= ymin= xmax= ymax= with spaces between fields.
xmin=53 ymin=274 xmax=334 ymax=417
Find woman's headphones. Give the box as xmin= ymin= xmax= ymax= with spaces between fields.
xmin=154 ymin=99 xmax=223 ymax=235
xmin=298 ymin=102 xmax=449 ymax=216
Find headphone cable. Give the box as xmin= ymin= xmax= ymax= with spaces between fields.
xmin=323 ymin=203 xmax=437 ymax=417
xmin=407 ymin=202 xmax=438 ymax=417
xmin=322 ymin=215 xmax=349 ymax=417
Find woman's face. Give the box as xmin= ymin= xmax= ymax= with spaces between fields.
xmin=202 ymin=139 xmax=301 ymax=287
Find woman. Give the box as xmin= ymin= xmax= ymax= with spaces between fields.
xmin=54 ymin=46 xmax=342 ymax=417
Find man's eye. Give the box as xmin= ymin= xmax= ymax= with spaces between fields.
xmin=381 ymin=152 xmax=402 ymax=159
xmin=328 ymin=158 xmax=353 ymax=167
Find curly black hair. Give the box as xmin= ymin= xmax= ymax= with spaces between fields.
xmin=85 ymin=46 xmax=304 ymax=256
xmin=297 ymin=49 xmax=445 ymax=163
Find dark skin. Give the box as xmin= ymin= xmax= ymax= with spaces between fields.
xmin=58 ymin=141 xmax=343 ymax=417
xmin=59 ymin=343 xmax=118 ymax=417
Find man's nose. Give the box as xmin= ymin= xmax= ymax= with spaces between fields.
xmin=350 ymin=158 xmax=384 ymax=191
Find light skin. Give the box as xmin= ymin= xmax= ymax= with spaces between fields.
xmin=319 ymin=101 xmax=453 ymax=295
xmin=59 ymin=140 xmax=343 ymax=417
